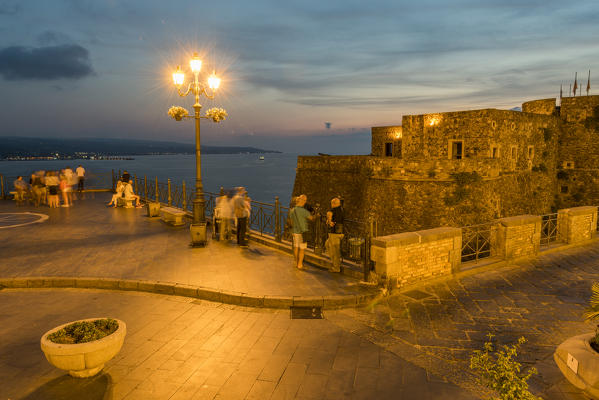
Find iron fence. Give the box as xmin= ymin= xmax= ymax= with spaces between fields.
xmin=461 ymin=222 xmax=496 ymax=263
xmin=540 ymin=213 xmax=559 ymax=246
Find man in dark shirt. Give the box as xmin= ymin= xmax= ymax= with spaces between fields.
xmin=325 ymin=197 xmax=344 ymax=272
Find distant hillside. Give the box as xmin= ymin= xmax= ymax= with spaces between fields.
xmin=0 ymin=137 xmax=281 ymax=157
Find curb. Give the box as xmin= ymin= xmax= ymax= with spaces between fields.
xmin=0 ymin=277 xmax=380 ymax=310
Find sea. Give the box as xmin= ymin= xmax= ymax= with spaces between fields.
xmin=0 ymin=153 xmax=299 ymax=204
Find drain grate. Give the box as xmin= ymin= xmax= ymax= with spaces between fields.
xmin=290 ymin=306 xmax=323 ymax=319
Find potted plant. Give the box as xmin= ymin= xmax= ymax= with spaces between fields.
xmin=554 ymin=282 xmax=599 ymax=398
xmin=40 ymin=318 xmax=126 ymax=378
xmin=167 ymin=106 xmax=189 ymax=121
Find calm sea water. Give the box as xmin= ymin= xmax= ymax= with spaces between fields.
xmin=0 ymin=153 xmax=298 ymax=204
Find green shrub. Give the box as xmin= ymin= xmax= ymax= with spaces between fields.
xmin=470 ymin=334 xmax=542 ymax=400
xmin=48 ymin=319 xmax=119 ymax=344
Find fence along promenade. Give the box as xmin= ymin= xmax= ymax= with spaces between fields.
xmin=5 ymin=170 xmax=595 ymax=288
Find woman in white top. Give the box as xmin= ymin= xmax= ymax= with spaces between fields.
xmin=107 ymin=181 xmax=125 ymax=208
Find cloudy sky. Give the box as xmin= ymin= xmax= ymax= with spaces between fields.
xmin=0 ymin=0 xmax=597 ymax=153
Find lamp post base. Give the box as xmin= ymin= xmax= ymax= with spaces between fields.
xmin=190 ymin=222 xmax=208 ymax=247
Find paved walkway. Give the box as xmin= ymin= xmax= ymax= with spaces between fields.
xmin=331 ymin=243 xmax=599 ymax=399
xmin=0 ymin=289 xmax=476 ymax=400
xmin=0 ymin=197 xmax=374 ymax=302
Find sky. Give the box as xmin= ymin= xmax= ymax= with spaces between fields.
xmin=0 ymin=0 xmax=598 ymax=154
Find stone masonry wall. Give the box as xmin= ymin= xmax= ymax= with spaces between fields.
xmin=522 ymin=98 xmax=556 ymax=115
xmin=557 ymin=206 xmax=598 ymax=244
xmin=372 ymin=126 xmax=402 ymax=157
xmin=494 ymin=215 xmax=541 ymax=260
xmin=370 ymin=227 xmax=461 ymax=287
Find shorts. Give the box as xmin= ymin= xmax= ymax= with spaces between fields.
xmin=292 ymin=233 xmax=307 ymax=249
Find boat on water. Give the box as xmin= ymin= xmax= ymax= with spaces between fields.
xmin=259 ymin=156 xmax=265 ymax=160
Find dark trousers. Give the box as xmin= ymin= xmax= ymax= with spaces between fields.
xmin=78 ymin=177 xmax=84 ymax=191
xmin=237 ymin=217 xmax=248 ymax=245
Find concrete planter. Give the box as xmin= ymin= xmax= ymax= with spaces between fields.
xmin=40 ymin=318 xmax=126 ymax=378
xmin=554 ymin=333 xmax=599 ymax=399
xmin=147 ymin=201 xmax=161 ymax=217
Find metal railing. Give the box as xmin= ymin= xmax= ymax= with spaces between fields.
xmin=461 ymin=222 xmax=496 ymax=263
xmin=540 ymin=213 xmax=559 ymax=246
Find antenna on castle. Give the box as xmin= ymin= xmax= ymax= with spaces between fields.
xmin=573 ymin=72 xmax=578 ymax=97
xmin=587 ymin=70 xmax=591 ymax=96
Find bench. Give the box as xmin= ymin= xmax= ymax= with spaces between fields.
xmin=160 ymin=206 xmax=187 ymax=226
xmin=116 ymin=197 xmax=134 ymax=208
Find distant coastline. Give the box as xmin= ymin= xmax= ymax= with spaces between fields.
xmin=0 ymin=136 xmax=281 ymax=160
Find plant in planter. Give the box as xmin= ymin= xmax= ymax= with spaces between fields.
xmin=470 ymin=334 xmax=542 ymax=400
xmin=40 ymin=318 xmax=126 ymax=378
xmin=554 ymin=282 xmax=599 ymax=398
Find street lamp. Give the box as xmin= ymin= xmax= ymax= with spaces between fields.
xmin=168 ymin=52 xmax=227 ymax=246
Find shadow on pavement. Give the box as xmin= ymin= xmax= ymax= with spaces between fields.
xmin=20 ymin=373 xmax=112 ymax=400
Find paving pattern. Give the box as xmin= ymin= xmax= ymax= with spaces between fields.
xmin=332 ymin=244 xmax=599 ymax=399
xmin=0 ymin=289 xmax=475 ymax=400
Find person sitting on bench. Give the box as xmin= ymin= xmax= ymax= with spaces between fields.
xmin=123 ymin=179 xmax=142 ymax=208
xmin=107 ymin=180 xmax=125 ymax=207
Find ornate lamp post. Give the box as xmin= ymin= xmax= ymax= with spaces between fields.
xmin=169 ymin=52 xmax=227 ymax=246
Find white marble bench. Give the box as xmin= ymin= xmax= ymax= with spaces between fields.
xmin=160 ymin=206 xmax=187 ymax=226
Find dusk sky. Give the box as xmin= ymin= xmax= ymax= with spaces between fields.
xmin=0 ymin=0 xmax=597 ymax=153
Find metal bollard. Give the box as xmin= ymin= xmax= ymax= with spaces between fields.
xmin=167 ymin=178 xmax=172 ymax=206
xmin=144 ymin=176 xmax=148 ymax=203
xmin=274 ymin=196 xmax=281 ymax=242
xmin=155 ymin=176 xmax=159 ymax=203
xmin=182 ymin=180 xmax=187 ymax=210
xmin=0 ymin=175 xmax=4 ymax=199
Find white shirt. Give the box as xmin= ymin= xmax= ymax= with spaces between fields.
xmin=76 ymin=167 xmax=85 ymax=177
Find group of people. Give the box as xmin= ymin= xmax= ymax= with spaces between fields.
xmin=13 ymin=165 xmax=86 ymax=208
xmin=107 ymin=170 xmax=142 ymax=208
xmin=289 ymin=194 xmax=344 ymax=272
xmin=214 ymin=187 xmax=251 ymax=247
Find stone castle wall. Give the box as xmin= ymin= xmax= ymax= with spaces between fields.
xmin=292 ymin=95 xmax=599 ymax=236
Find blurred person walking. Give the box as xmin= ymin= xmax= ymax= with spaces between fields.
xmin=59 ymin=174 xmax=71 ymax=207
xmin=325 ymin=197 xmax=345 ymax=273
xmin=45 ymin=171 xmax=60 ymax=208
xmin=13 ymin=176 xmax=29 ymax=206
xmin=30 ymin=173 xmax=45 ymax=207
xmin=289 ymin=194 xmax=314 ymax=270
xmin=215 ymin=190 xmax=234 ymax=241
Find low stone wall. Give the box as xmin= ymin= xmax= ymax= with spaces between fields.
xmin=495 ymin=215 xmax=541 ymax=259
xmin=558 ymin=206 xmax=598 ymax=244
xmin=370 ymin=227 xmax=461 ymax=288
xmin=371 ymin=207 xmax=598 ymax=289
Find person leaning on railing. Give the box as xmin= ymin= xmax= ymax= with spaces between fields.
xmin=325 ymin=197 xmax=344 ymax=273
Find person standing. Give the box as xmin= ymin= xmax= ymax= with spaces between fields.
xmin=233 ymin=187 xmax=250 ymax=247
xmin=289 ymin=194 xmax=314 ymax=270
xmin=76 ymin=165 xmax=85 ymax=192
xmin=325 ymin=197 xmax=345 ymax=273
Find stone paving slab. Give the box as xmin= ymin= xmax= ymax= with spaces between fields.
xmin=332 ymin=242 xmax=599 ymax=399
xmin=0 ymin=288 xmax=477 ymax=400
xmin=0 ymin=197 xmax=377 ymax=304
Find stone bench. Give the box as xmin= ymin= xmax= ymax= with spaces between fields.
xmin=116 ymin=197 xmax=134 ymax=208
xmin=160 ymin=206 xmax=187 ymax=226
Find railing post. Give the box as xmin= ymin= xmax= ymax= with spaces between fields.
xmin=274 ymin=196 xmax=281 ymax=242
xmin=167 ymin=178 xmax=172 ymax=206
xmin=144 ymin=176 xmax=148 ymax=203
xmin=0 ymin=175 xmax=4 ymax=199
xmin=314 ymin=203 xmax=323 ymax=255
xmin=182 ymin=180 xmax=187 ymax=211
xmin=155 ymin=176 xmax=159 ymax=203
xmin=364 ymin=216 xmax=374 ymax=282
xmin=111 ymin=169 xmax=115 ymax=192
xmin=134 ymin=175 xmax=138 ymax=194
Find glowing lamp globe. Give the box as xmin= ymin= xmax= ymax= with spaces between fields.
xmin=172 ymin=66 xmax=185 ymax=86
xmin=208 ymin=73 xmax=221 ymax=90
xmin=190 ymin=53 xmax=202 ymax=73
